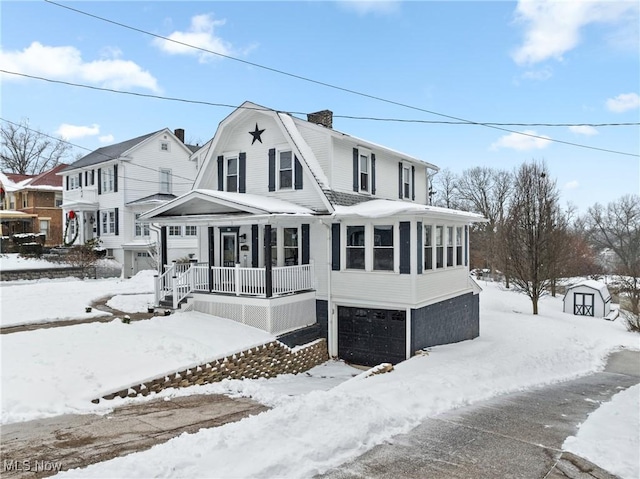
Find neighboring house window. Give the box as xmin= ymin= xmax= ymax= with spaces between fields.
xmin=69 ymin=175 xmax=79 ymax=190
xmin=403 ymin=166 xmax=411 ymax=199
xmin=160 ymin=169 xmax=172 ymax=194
xmin=185 ymin=225 xmax=197 ymax=236
xmin=39 ymin=219 xmax=49 ymax=237
xmin=101 ymin=209 xmax=116 ymax=235
xmin=359 ymin=153 xmax=370 ymax=193
xmin=134 ymin=214 xmax=149 ymax=237
xmin=55 ymin=198 xmax=63 ymax=207
xmin=373 ymin=225 xmax=394 ymax=271
xmin=226 ymin=157 xmax=238 ymax=192
xmin=101 ymin=167 xmax=115 ymax=193
xmin=283 ymin=227 xmax=298 ymax=265
xmin=436 ymin=226 xmax=444 ymax=269
xmin=346 ymin=226 xmax=365 ymax=269
xmin=447 ymin=226 xmax=454 ymax=267
xmin=279 ymin=150 xmax=293 ymax=189
xmin=424 ymin=224 xmax=433 ymax=270
xmin=22 ymin=194 xmax=28 ymax=208
xmin=456 ymin=227 xmax=463 ymax=266
xmin=160 ymin=141 xmax=170 ymax=152
xmin=168 ymin=226 xmax=182 ymax=236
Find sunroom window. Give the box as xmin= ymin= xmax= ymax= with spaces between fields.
xmin=373 ymin=225 xmax=394 ymax=271
xmin=284 ymin=227 xmax=298 ymax=265
xmin=424 ymin=224 xmax=433 ymax=270
xmin=447 ymin=226 xmax=454 ymax=267
xmin=436 ymin=226 xmax=444 ymax=269
xmin=456 ymin=226 xmax=463 ymax=266
xmin=346 ymin=226 xmax=365 ymax=269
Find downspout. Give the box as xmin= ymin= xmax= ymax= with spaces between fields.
xmin=320 ymin=218 xmax=336 ymax=358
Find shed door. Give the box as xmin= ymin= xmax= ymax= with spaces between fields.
xmin=574 ymin=293 xmax=594 ymax=316
xmin=337 ymin=306 xmax=406 ymax=366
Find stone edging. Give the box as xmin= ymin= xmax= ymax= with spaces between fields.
xmin=93 ymin=339 xmax=328 ymax=403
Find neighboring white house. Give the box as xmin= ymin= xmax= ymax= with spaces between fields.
xmin=563 ymin=280 xmax=612 ymax=319
xmin=142 ymin=102 xmax=486 ymax=366
xmin=59 ymin=129 xmax=201 ymax=276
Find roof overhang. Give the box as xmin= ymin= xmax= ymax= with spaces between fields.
xmin=61 ymin=200 xmax=99 ymax=211
xmin=0 ymin=211 xmax=38 ymax=219
xmin=332 ymin=199 xmax=487 ymax=222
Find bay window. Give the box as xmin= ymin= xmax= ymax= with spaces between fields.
xmin=373 ymin=225 xmax=394 ymax=271
xmin=346 ymin=226 xmax=365 ymax=269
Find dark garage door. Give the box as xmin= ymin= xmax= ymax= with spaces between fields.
xmin=338 ymin=306 xmax=406 ymax=366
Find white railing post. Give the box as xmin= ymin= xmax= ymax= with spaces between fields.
xmin=154 ymin=274 xmax=160 ymax=306
xmin=235 ymin=263 xmax=241 ymax=296
xmin=172 ymin=275 xmax=178 ymax=309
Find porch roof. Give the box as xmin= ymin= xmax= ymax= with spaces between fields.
xmin=333 ymin=199 xmax=487 ymax=222
xmin=60 ymin=199 xmax=99 ymax=211
xmin=139 ymin=189 xmax=315 ymax=222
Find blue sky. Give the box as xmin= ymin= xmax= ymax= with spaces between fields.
xmin=1 ymin=0 xmax=638 ymax=213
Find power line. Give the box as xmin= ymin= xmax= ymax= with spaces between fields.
xmin=3 ymin=69 xmax=639 ymax=158
xmin=40 ymin=1 xmax=640 ymax=158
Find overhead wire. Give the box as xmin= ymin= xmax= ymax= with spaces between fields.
xmin=38 ymin=0 xmax=640 ymax=158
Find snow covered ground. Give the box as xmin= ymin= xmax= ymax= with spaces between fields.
xmin=2 ymin=272 xmax=637 ymax=478
xmin=0 ymin=253 xmax=69 ymax=270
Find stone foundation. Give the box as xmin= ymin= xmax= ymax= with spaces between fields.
xmin=94 ymin=339 xmax=328 ymax=403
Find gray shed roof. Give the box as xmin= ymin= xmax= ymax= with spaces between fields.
xmin=61 ymin=131 xmax=161 ymax=172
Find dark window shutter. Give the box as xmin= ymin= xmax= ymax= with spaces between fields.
xmin=239 ymin=152 xmax=246 ymax=193
xmin=411 ymin=166 xmax=415 ymax=200
xmin=78 ymin=172 xmax=82 ymax=188
xmin=114 ymin=207 xmax=119 ymax=236
xmin=113 ymin=164 xmax=118 ymax=193
xmin=398 ymin=162 xmax=403 ymax=199
xmin=84 ymin=171 xmax=88 ymax=186
xmin=302 ymin=223 xmax=310 ymax=264
xmin=162 ymin=227 xmax=169 ymax=269
xmin=331 ymin=223 xmax=340 ymax=271
xmin=91 ymin=170 xmax=95 ymax=185
xmin=400 ymin=221 xmax=411 ymax=274
xmin=96 ymin=209 xmax=100 ymax=236
xmin=294 ymin=155 xmax=303 ymax=190
xmin=217 ymin=156 xmax=224 ymax=191
xmin=66 ymin=176 xmax=69 ymax=190
xmin=251 ymin=224 xmax=259 ymax=267
xmin=268 ymin=148 xmax=276 ymax=192
xmin=352 ymin=148 xmax=359 ymax=192
xmin=97 ymin=169 xmax=102 ymax=194
xmin=371 ymin=153 xmax=376 ymax=195
xmin=417 ymin=221 xmax=423 ymax=274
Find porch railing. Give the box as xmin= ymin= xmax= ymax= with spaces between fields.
xmin=155 ymin=262 xmax=315 ymax=307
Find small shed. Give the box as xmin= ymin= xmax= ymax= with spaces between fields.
xmin=563 ymin=280 xmax=611 ymax=318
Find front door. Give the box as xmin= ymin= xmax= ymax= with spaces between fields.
xmin=221 ymin=232 xmax=237 ymax=267
xmin=574 ymin=293 xmax=594 ymax=316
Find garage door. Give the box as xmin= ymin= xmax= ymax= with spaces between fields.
xmin=338 ymin=306 xmax=406 ymax=366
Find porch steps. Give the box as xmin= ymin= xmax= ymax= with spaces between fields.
xmin=159 ymin=295 xmax=190 ymax=310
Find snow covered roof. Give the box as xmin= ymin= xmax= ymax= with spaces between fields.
xmin=565 ymin=280 xmax=611 ymax=302
xmin=139 ymin=189 xmax=314 ymax=221
xmin=333 ymin=199 xmax=487 ymax=222
xmin=126 ymin=193 xmax=177 ymax=206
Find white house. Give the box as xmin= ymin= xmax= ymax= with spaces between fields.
xmin=563 ymin=280 xmax=612 ymax=319
xmin=142 ymin=102 xmax=486 ymax=366
xmin=59 ymin=129 xmax=201 ymax=276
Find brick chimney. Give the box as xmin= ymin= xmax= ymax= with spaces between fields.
xmin=307 ymin=110 xmax=333 ymax=129
xmin=174 ymin=128 xmax=185 ymax=143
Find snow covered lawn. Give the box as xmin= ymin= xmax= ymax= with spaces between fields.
xmin=0 ymin=253 xmax=68 ymax=270
xmin=0 ymin=271 xmax=155 ymax=327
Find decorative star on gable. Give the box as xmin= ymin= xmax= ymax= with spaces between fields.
xmin=249 ymin=123 xmax=265 ymax=145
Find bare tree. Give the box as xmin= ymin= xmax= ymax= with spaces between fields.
xmin=431 ymin=168 xmax=460 ymax=209
xmin=1 ymin=119 xmax=72 ymax=174
xmin=586 ymin=194 xmax=640 ymax=315
xmin=503 ymin=161 xmax=560 ymax=314
xmin=456 ymin=167 xmax=513 ymax=282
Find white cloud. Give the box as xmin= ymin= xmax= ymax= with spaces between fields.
xmin=337 ymin=0 xmax=400 ymax=15
xmin=99 ymin=134 xmax=115 ymax=143
xmin=521 ymin=66 xmax=553 ymax=81
xmin=0 ymin=42 xmax=159 ymax=92
xmin=568 ymin=125 xmax=599 ymax=136
xmin=512 ymin=0 xmax=639 ymax=65
xmin=490 ymin=130 xmax=552 ymax=151
xmin=564 ymin=180 xmax=579 ymax=190
xmin=606 ymin=92 xmax=640 ymax=113
xmin=153 ymin=14 xmax=234 ymax=63
xmin=56 ymin=123 xmax=100 ymax=140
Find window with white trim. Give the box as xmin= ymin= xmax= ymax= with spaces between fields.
xmin=402 ymin=165 xmax=411 ymax=199
xmin=346 ymin=225 xmax=365 ymax=269
xmin=168 ymin=226 xmax=182 ymax=236
xmin=279 ymin=150 xmax=293 ymax=189
xmin=69 ymin=175 xmax=80 ymax=190
xmin=185 ymin=225 xmax=197 ymax=236
xmin=456 ymin=226 xmax=463 ymax=266
xmin=436 ymin=225 xmax=444 ymax=269
xmin=447 ymin=226 xmax=454 ymax=267
xmin=101 ymin=209 xmax=116 ymax=235
xmin=135 ymin=213 xmax=149 ymax=237
xmin=359 ymin=153 xmax=370 ymax=193
xmin=226 ymin=157 xmax=238 ymax=192
xmin=101 ymin=167 xmax=114 ymax=193
xmin=159 ymin=169 xmax=172 ymax=194
xmin=283 ymin=227 xmax=299 ymax=265
xmin=373 ymin=225 xmax=394 ymax=271
xmin=160 ymin=141 xmax=170 ymax=152
xmin=39 ymin=219 xmax=49 ymax=237
xmin=424 ymin=224 xmax=433 ymax=270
